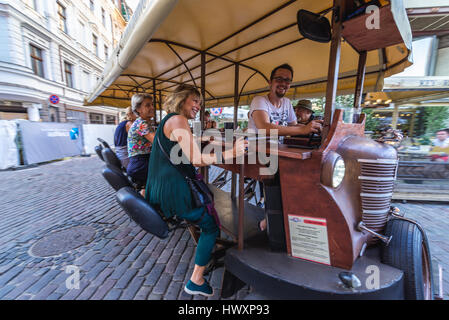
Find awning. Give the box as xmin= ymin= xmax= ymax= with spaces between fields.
xmin=85 ymin=0 xmax=413 ymax=109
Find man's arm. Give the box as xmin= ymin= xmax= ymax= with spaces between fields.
xmin=252 ymin=110 xmax=321 ymax=136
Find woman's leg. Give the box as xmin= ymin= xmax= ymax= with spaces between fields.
xmin=180 ymin=208 xmax=219 ymax=286
xmin=190 ymin=265 xmax=207 ymax=285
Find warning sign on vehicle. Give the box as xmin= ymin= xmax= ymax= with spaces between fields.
xmin=288 ymin=215 xmax=330 ymax=265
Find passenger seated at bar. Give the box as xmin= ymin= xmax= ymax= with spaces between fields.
xmin=294 ymin=99 xmax=314 ymax=125
xmin=248 ymin=63 xmax=322 ymax=139
xmin=430 ymin=128 xmax=449 ymax=162
xmin=114 ymin=106 xmax=137 ymax=169
xmin=146 ymin=84 xmax=246 ymax=297
xmin=203 ymin=110 xmax=217 ymax=130
xmin=248 ymin=64 xmax=323 ymax=231
xmin=127 ymin=93 xmax=156 ymax=194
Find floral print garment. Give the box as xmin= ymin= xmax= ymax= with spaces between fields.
xmin=127 ymin=118 xmax=152 ymax=157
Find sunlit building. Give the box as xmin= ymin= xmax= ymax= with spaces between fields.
xmin=0 ymin=0 xmax=130 ymax=124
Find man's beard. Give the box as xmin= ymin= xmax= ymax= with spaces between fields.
xmin=275 ymin=89 xmax=286 ymax=98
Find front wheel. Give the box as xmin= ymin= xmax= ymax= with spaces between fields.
xmin=381 ymin=218 xmax=433 ymax=300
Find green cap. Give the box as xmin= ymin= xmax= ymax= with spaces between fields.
xmin=295 ymin=99 xmax=314 ymax=112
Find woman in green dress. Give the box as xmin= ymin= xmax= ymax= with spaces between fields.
xmin=146 ymin=84 xmax=246 ymax=297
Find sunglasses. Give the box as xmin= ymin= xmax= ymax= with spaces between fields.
xmin=272 ymin=76 xmax=292 ymax=84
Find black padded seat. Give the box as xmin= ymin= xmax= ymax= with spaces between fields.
xmin=116 ymin=187 xmax=170 ymax=239
xmin=101 ymin=148 xmax=123 ymax=172
xmin=97 ymin=138 xmax=111 ymax=149
xmin=95 ymin=145 xmax=105 ymax=161
xmin=102 ymin=165 xmax=133 ymax=191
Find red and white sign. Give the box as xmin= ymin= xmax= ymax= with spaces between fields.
xmin=288 ymin=215 xmax=330 ymax=265
xmin=210 ymin=108 xmax=223 ymax=116
xmin=49 ymin=95 xmax=60 ymax=105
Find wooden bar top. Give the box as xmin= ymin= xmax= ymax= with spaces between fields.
xmin=205 ymin=136 xmax=314 ymax=161
xmin=272 ymin=144 xmax=313 ymax=160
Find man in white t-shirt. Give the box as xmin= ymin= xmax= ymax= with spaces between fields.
xmin=431 ymin=129 xmax=449 ymax=162
xmin=248 ymin=64 xmax=323 ymax=231
xmin=432 ymin=129 xmax=449 ymax=148
xmin=248 ymin=63 xmax=322 ymax=137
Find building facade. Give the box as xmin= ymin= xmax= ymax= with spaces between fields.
xmin=0 ymin=0 xmax=129 ymax=124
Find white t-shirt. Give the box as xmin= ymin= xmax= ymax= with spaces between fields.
xmin=248 ymin=95 xmax=297 ymax=132
xmin=433 ymin=138 xmax=449 ymax=148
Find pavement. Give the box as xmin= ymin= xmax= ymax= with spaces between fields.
xmin=0 ymin=155 xmax=448 ymax=300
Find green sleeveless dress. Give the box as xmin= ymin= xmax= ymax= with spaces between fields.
xmin=145 ymin=113 xmax=196 ymax=218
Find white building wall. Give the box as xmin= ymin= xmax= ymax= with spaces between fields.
xmin=0 ymin=0 xmax=126 ymax=123
xmin=0 ymin=15 xmax=11 ymax=63
xmin=406 ymin=0 xmax=449 ymax=8
xmin=9 ymin=12 xmax=27 ymax=67
xmin=435 ymin=48 xmax=449 ymax=77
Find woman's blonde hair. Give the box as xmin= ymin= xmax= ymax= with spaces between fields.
xmin=131 ymin=93 xmax=153 ymax=116
xmin=164 ymin=84 xmax=202 ymax=114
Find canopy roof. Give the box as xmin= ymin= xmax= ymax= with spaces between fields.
xmin=365 ymin=90 xmax=449 ymax=107
xmin=85 ymin=0 xmax=413 ymax=109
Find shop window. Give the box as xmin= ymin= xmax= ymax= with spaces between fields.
xmin=89 ymin=113 xmax=104 ymax=124
xmin=66 ymin=110 xmax=87 ymax=124
xmin=105 ymin=115 xmax=116 ymax=125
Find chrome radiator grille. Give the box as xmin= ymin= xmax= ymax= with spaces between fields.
xmin=358 ymin=159 xmax=398 ymax=239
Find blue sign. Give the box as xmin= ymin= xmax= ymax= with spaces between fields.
xmin=70 ymin=128 xmax=79 ymax=140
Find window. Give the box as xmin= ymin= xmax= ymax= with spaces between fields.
xmin=89 ymin=113 xmax=104 ymax=124
xmin=30 ymin=44 xmax=44 ymax=77
xmin=101 ymin=8 xmax=106 ymax=26
xmin=104 ymin=45 xmax=109 ymax=61
xmin=25 ymin=0 xmax=38 ymax=10
xmin=64 ymin=61 xmax=73 ymax=88
xmin=92 ymin=34 xmax=98 ymax=56
xmin=105 ymin=115 xmax=116 ymax=125
xmin=66 ymin=110 xmax=87 ymax=124
xmin=57 ymin=2 xmax=68 ymax=33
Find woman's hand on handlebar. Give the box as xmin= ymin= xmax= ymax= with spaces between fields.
xmin=223 ymin=137 xmax=248 ymax=161
xmin=234 ymin=137 xmax=248 ymax=158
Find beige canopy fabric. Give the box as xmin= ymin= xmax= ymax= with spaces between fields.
xmin=85 ymin=0 xmax=413 ymax=109
xmin=365 ymin=90 xmax=449 ymax=106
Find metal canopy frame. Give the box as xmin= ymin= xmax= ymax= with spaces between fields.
xmin=105 ymin=1 xmax=335 ymax=109
xmin=88 ymin=0 xmax=412 ymax=117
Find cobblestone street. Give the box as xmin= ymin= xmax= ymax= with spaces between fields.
xmin=0 ymin=156 xmax=448 ymax=300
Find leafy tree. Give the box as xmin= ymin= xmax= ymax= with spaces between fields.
xmin=422 ymin=106 xmax=449 ymax=136
xmin=310 ymin=94 xmax=379 ymax=124
xmin=361 ymin=108 xmax=381 ymax=132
